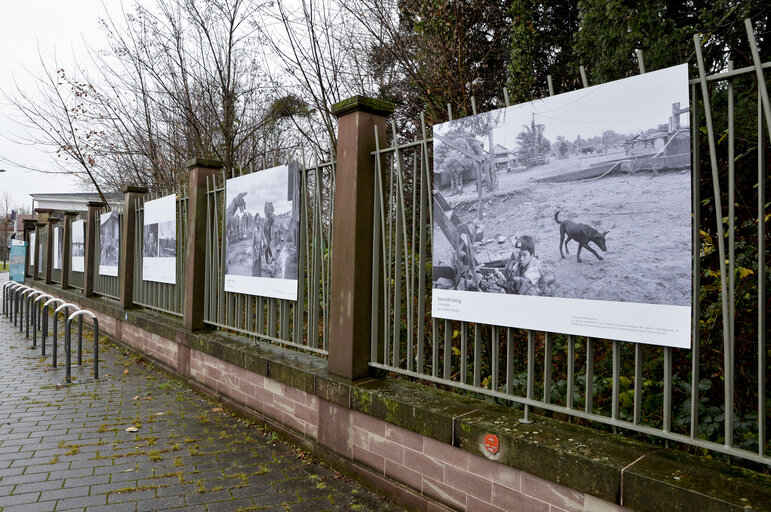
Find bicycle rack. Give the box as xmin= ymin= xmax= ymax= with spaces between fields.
xmin=18 ymin=288 xmax=36 ymax=335
xmin=32 ymin=294 xmax=54 ymax=350
xmin=41 ymin=298 xmax=67 ymax=364
xmin=4 ymin=283 xmax=25 ymax=323
xmin=25 ymin=291 xmax=46 ymax=342
xmin=12 ymin=284 xmax=31 ymax=327
xmin=2 ymin=281 xmax=20 ymax=316
xmin=52 ymin=302 xmax=80 ymax=368
xmin=64 ymin=310 xmax=99 ymax=383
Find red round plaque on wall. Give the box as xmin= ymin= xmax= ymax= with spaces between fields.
xmin=483 ymin=434 xmax=499 ymax=454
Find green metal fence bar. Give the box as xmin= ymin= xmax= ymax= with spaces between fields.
xmin=132 ymin=188 xmax=187 ymax=317
xmin=68 ymin=213 xmax=86 ymax=291
xmin=201 ymin=161 xmax=334 ymax=355
xmin=92 ymin=209 xmax=120 ymax=301
xmin=50 ymin=224 xmax=62 ymax=284
xmin=39 ymin=227 xmax=48 ymax=282
xmin=367 ymin=26 xmax=769 ymax=465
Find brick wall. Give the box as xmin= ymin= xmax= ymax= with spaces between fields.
xmin=35 ymin=288 xmax=629 ymax=512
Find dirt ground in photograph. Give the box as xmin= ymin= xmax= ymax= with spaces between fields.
xmin=227 ymin=237 xmax=254 ymax=276
xmin=434 ymin=169 xmax=692 ymax=306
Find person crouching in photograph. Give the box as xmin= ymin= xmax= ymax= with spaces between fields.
xmin=504 ymin=235 xmax=544 ymax=296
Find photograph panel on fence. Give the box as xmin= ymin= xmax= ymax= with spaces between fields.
xmin=431 ymin=64 xmax=692 ymax=348
xmin=71 ymin=219 xmax=85 ymax=272
xmin=142 ymin=194 xmax=177 ymax=284
xmin=223 ymin=163 xmax=299 ymax=301
xmin=99 ymin=211 xmax=120 ymax=276
xmin=29 ymin=233 xmax=35 ymax=263
xmin=53 ymin=226 xmax=62 ymax=270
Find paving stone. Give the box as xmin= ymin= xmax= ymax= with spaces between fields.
xmin=11 ymin=479 xmax=65 ymax=494
xmin=0 ymin=491 xmax=41 ymax=506
xmin=0 ymin=279 xmax=405 ymax=512
xmin=0 ymin=500 xmax=59 ymax=512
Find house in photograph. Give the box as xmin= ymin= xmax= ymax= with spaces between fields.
xmin=493 ymin=143 xmax=519 ymax=173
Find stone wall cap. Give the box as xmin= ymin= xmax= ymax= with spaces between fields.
xmin=186 ymin=158 xmax=225 ymax=171
xmin=34 ymin=208 xmax=53 ymax=214
xmin=47 ymin=216 xmax=61 ymax=223
xmin=35 ymin=222 xmax=46 ymax=227
xmin=122 ymin=185 xmax=149 ymax=194
xmin=23 ymin=218 xmax=38 ymax=225
xmin=331 ymin=96 xmax=395 ymax=118
xmin=86 ymin=201 xmax=106 ymax=208
xmin=63 ymin=211 xmax=80 ymax=216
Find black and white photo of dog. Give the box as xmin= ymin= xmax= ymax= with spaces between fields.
xmin=554 ymin=211 xmax=608 ymax=263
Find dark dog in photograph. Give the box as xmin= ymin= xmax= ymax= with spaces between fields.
xmin=554 ymin=211 xmax=608 ymax=263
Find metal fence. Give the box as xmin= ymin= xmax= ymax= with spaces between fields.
xmin=69 ymin=214 xmax=86 ymax=291
xmin=50 ymin=224 xmax=62 ymax=284
xmin=132 ymin=188 xmax=188 ymax=316
xmin=202 ymin=161 xmax=334 ymax=355
xmin=92 ymin=209 xmax=121 ymax=300
xmin=39 ymin=226 xmax=48 ymax=280
xmin=370 ymin=29 xmax=769 ymax=465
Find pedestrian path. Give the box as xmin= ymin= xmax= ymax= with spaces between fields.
xmin=0 ymin=279 xmax=405 ymax=511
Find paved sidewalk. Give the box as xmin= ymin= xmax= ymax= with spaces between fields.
xmin=0 ymin=282 xmax=405 ymax=511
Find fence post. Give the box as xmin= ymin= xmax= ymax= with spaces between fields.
xmin=44 ymin=217 xmax=60 ymax=284
xmin=23 ymin=219 xmax=36 ymax=278
xmin=119 ymin=186 xmax=148 ymax=309
xmin=61 ymin=212 xmax=78 ymax=289
xmin=183 ymin=158 xmax=223 ymax=330
xmin=83 ymin=201 xmax=105 ymax=297
xmin=33 ymin=222 xmax=45 ymax=280
xmin=327 ymin=96 xmax=394 ymax=380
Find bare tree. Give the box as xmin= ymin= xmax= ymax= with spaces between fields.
xmin=258 ymin=0 xmax=392 ymax=157
xmin=2 ymin=54 xmax=111 ymax=206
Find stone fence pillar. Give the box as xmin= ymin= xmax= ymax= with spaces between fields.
xmin=120 ymin=186 xmax=149 ymax=309
xmin=327 ymin=96 xmax=394 ymax=380
xmin=183 ymin=158 xmax=223 ymax=330
xmin=83 ymin=202 xmax=105 ymax=297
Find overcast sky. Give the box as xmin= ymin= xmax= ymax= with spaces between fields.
xmin=0 ymin=0 xmax=108 ymax=211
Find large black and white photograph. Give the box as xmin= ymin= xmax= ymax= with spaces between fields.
xmin=432 ymin=64 xmax=692 ymax=348
xmin=53 ymin=226 xmax=62 ymax=270
xmin=71 ymin=219 xmax=85 ymax=272
xmin=142 ymin=194 xmax=177 ymax=284
xmin=99 ymin=211 xmax=120 ymax=276
xmin=223 ymin=164 xmax=299 ymax=301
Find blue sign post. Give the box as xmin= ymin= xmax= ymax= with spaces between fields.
xmin=9 ymin=240 xmax=26 ymax=283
